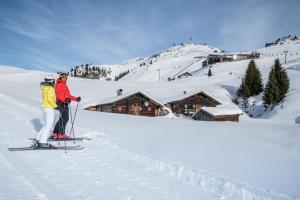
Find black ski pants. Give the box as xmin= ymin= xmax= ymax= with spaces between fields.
xmin=53 ymin=103 xmax=69 ymax=135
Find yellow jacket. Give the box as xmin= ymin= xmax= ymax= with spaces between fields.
xmin=40 ymin=83 xmax=57 ymax=109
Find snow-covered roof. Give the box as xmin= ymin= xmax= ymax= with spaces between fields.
xmin=199 ymin=106 xmax=243 ymax=116
xmin=160 ymin=90 xmax=221 ymax=104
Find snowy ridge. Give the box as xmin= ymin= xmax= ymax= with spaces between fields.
xmin=257 ymin=39 xmax=300 ymax=61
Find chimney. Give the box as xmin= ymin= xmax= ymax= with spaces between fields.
xmin=117 ymin=89 xmax=123 ymax=96
xmin=183 ymin=91 xmax=187 ymax=95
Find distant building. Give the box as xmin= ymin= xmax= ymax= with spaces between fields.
xmin=192 ymin=107 xmax=243 ymax=122
xmin=202 ymin=52 xmax=260 ymax=67
xmin=178 ymin=72 xmax=192 ymax=79
xmin=230 ymin=52 xmax=260 ymax=61
xmin=202 ymin=54 xmax=233 ymax=67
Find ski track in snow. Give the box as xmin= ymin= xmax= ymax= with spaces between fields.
xmin=0 ymin=92 xmax=296 ymax=200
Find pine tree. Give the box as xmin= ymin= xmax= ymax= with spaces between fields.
xmin=237 ymin=79 xmax=251 ymax=98
xmin=74 ymin=66 xmax=78 ymax=77
xmin=238 ymin=80 xmax=250 ymax=109
xmin=84 ymin=65 xmax=89 ymax=78
xmin=273 ymin=58 xmax=289 ymax=101
xmin=244 ymin=59 xmax=263 ymax=96
xmin=263 ymin=68 xmax=280 ymax=107
xmin=208 ymin=68 xmax=212 ymax=77
xmin=236 ymin=60 xmax=263 ymax=99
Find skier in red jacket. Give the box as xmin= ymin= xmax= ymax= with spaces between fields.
xmin=52 ymin=72 xmax=81 ymax=139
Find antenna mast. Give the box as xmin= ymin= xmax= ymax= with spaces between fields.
xmin=189 ymin=31 xmax=192 ymax=43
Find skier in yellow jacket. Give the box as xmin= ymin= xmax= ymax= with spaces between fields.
xmin=33 ymin=75 xmax=58 ymax=148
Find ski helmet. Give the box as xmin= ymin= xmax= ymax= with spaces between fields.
xmin=44 ymin=74 xmax=55 ymax=84
xmin=59 ymin=71 xmax=69 ymax=79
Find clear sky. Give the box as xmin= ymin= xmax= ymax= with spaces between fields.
xmin=0 ymin=0 xmax=299 ymax=72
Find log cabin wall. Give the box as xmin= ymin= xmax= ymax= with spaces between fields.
xmin=85 ymin=92 xmax=168 ymax=117
xmin=213 ymin=115 xmax=239 ymax=122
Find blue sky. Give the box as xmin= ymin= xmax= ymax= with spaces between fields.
xmin=0 ymin=0 xmax=299 ymax=72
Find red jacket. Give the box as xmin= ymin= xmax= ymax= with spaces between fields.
xmin=55 ymin=78 xmax=77 ymax=103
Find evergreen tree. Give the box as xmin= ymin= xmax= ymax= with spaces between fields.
xmin=238 ymin=80 xmax=250 ymax=109
xmin=74 ymin=66 xmax=78 ymax=77
xmin=208 ymin=68 xmax=212 ymax=77
xmin=236 ymin=60 xmax=263 ymax=99
xmin=84 ymin=65 xmax=89 ymax=78
xmin=237 ymin=79 xmax=251 ymax=98
xmin=273 ymin=58 xmax=289 ymax=101
xmin=263 ymin=68 xmax=281 ymax=107
xmin=244 ymin=59 xmax=263 ymax=96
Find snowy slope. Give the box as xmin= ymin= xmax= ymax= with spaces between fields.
xmin=0 ymin=64 xmax=300 ymax=200
xmin=103 ymin=43 xmax=220 ymax=82
xmin=92 ymin=57 xmax=145 ymax=80
xmin=257 ymin=39 xmax=300 ymax=61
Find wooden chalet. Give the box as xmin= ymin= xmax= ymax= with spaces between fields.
xmin=164 ymin=91 xmax=221 ymax=117
xmin=84 ymin=91 xmax=169 ymax=117
xmin=178 ymin=72 xmax=192 ymax=79
xmin=192 ymin=107 xmax=243 ymax=122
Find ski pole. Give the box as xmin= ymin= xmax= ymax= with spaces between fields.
xmin=69 ymin=105 xmax=75 ymax=144
xmin=69 ymin=106 xmax=73 ymax=135
xmin=69 ymin=101 xmax=79 ymax=144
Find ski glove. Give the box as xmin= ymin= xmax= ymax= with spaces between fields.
xmin=77 ymin=96 xmax=81 ymax=102
xmin=65 ymin=98 xmax=71 ymax=104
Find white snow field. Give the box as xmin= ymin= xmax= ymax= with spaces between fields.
xmin=0 ymin=39 xmax=300 ymax=200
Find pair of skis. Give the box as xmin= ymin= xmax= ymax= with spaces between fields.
xmin=8 ymin=145 xmax=84 ymax=151
xmin=8 ymin=137 xmax=90 ymax=151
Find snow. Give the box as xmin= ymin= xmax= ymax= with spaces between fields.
xmin=1 ymin=39 xmax=300 ymax=200
xmin=200 ymin=106 xmax=243 ymax=116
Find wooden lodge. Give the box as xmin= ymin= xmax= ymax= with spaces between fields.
xmin=177 ymin=72 xmax=192 ymax=79
xmin=164 ymin=91 xmax=221 ymax=117
xmin=192 ymin=107 xmax=242 ymax=122
xmin=84 ymin=91 xmax=169 ymax=117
